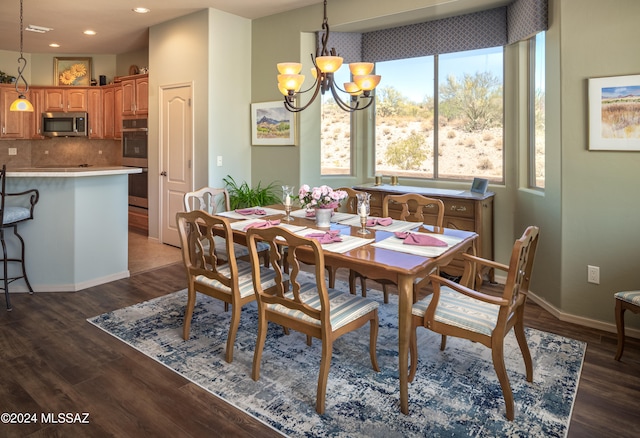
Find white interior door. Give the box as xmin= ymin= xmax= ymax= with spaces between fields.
xmin=160 ymin=84 xmax=193 ymax=247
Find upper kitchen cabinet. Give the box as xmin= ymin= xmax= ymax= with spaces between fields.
xmin=44 ymin=87 xmax=88 ymax=112
xmin=103 ymin=84 xmax=123 ymax=139
xmin=0 ymin=85 xmax=27 ymax=139
xmin=87 ymin=88 xmax=103 ymax=139
xmin=28 ymin=88 xmax=45 ymax=139
xmin=121 ymin=74 xmax=148 ymax=116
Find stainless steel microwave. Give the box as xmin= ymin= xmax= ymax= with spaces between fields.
xmin=42 ymin=112 xmax=88 ymax=137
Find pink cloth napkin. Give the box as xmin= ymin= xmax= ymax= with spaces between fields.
xmin=235 ymin=208 xmax=266 ymax=215
xmin=399 ymin=232 xmax=448 ymax=247
xmin=306 ymin=230 xmax=342 ymax=244
xmin=366 ymin=217 xmax=393 ymax=227
xmin=243 ymin=220 xmax=280 ymax=231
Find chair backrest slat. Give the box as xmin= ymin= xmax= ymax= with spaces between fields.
xmin=176 ymin=210 xmax=237 ymax=289
xmin=382 ymin=193 xmax=445 ymax=232
xmin=184 ymin=187 xmax=231 ymax=215
xmin=247 ymin=226 xmax=329 ymax=324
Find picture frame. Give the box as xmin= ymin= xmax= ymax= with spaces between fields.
xmin=251 ymin=101 xmax=297 ymax=146
xmin=54 ymin=57 xmax=92 ymax=86
xmin=588 ymin=74 xmax=640 ymax=151
xmin=470 ymin=177 xmax=489 ymax=194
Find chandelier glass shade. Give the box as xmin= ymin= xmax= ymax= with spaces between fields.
xmin=10 ymin=0 xmax=34 ymax=112
xmin=276 ymin=0 xmax=380 ymax=113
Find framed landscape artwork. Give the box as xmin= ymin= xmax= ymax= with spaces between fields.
xmin=588 ymin=74 xmax=640 ymax=151
xmin=251 ymin=101 xmax=296 ymax=146
xmin=54 ymin=57 xmax=92 ymax=86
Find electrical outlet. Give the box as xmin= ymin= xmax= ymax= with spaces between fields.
xmin=217 ymin=156 xmax=222 ymax=167
xmin=8 ymin=148 xmax=17 ymax=156
xmin=587 ymin=265 xmax=600 ymax=284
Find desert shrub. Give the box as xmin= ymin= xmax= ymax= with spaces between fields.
xmin=447 ymin=130 xmax=456 ymax=139
xmin=482 ymin=132 xmax=494 ymax=141
xmin=477 ymin=158 xmax=493 ymax=170
xmin=385 ymin=133 xmax=429 ymax=170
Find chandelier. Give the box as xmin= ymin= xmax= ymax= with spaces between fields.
xmin=276 ymin=0 xmax=381 ymax=113
xmin=10 ymin=0 xmax=34 ymax=112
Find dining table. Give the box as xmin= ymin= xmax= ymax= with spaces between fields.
xmin=215 ymin=205 xmax=478 ymax=415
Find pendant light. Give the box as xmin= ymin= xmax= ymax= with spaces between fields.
xmin=10 ymin=0 xmax=34 ymax=112
xmin=277 ymin=0 xmax=381 ymax=113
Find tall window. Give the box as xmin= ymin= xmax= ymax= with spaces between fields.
xmin=530 ymin=32 xmax=546 ymax=189
xmin=320 ymin=67 xmax=352 ymax=175
xmin=374 ymin=47 xmax=504 ymax=183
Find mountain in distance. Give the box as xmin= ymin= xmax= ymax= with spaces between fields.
xmin=257 ymin=115 xmax=285 ymax=125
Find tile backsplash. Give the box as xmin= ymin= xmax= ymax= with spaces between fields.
xmin=2 ymin=138 xmax=121 ymax=169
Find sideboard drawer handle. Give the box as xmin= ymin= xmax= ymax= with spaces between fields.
xmin=451 ymin=205 xmax=467 ymax=212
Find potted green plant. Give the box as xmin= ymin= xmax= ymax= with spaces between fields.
xmin=223 ymin=175 xmax=280 ymax=209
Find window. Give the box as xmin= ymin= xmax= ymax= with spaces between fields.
xmin=530 ymin=32 xmax=546 ymax=189
xmin=374 ymin=47 xmax=504 ymax=183
xmin=320 ymin=67 xmax=352 ymax=175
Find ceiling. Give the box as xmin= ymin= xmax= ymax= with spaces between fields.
xmin=0 ymin=0 xmax=511 ymax=56
xmin=0 ymin=0 xmax=323 ymax=55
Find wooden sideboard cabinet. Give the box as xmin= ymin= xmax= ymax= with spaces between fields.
xmin=353 ymin=184 xmax=495 ymax=280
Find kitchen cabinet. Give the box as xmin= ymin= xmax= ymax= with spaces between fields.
xmin=0 ymin=85 xmax=27 ymax=139
xmin=114 ymin=87 xmax=123 ymax=139
xmin=354 ymin=183 xmax=495 ymax=281
xmin=44 ymin=87 xmax=87 ymax=112
xmin=121 ymin=74 xmax=148 ymax=116
xmin=102 ymin=84 xmax=123 ymax=140
xmin=87 ymin=88 xmax=103 ymax=138
xmin=28 ymin=88 xmax=45 ymax=139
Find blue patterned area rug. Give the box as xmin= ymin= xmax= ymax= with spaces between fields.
xmin=88 ymin=276 xmax=585 ymax=437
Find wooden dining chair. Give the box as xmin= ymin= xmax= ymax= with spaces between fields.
xmin=349 ymin=193 xmax=445 ymax=303
xmin=246 ymin=225 xmax=380 ymax=414
xmin=409 ymin=225 xmax=539 ymax=421
xmin=176 ymin=210 xmax=280 ymax=363
xmin=614 ymin=290 xmax=640 ymax=361
xmin=184 ymin=187 xmax=269 ymax=267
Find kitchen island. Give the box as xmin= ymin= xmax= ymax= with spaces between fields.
xmin=6 ymin=166 xmax=142 ymax=292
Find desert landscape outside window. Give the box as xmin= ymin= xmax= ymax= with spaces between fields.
xmin=531 ymin=32 xmax=546 ymax=189
xmin=374 ymin=47 xmax=504 ymax=183
xmin=321 ymin=67 xmax=352 ymax=175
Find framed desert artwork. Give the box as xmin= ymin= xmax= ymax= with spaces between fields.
xmin=588 ymin=74 xmax=640 ymax=151
xmin=251 ymin=101 xmax=297 ymax=146
xmin=54 ymin=57 xmax=92 ymax=86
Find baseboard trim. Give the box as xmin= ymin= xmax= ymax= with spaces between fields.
xmin=494 ymin=275 xmax=640 ymax=340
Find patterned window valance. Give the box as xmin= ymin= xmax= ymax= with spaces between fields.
xmin=319 ymin=0 xmax=547 ymax=63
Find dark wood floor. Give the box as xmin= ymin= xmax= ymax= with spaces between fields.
xmin=1 ymin=263 xmax=639 ymax=437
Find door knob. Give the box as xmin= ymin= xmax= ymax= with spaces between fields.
xmin=160 ymin=171 xmax=167 ymax=176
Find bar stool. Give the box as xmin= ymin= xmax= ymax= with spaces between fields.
xmin=0 ymin=165 xmax=39 ymax=311
xmin=614 ymin=290 xmax=640 ymax=360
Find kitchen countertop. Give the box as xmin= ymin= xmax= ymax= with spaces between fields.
xmin=7 ymin=166 xmax=142 ymax=178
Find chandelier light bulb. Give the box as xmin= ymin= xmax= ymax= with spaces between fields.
xmin=349 ymin=62 xmax=374 ymax=76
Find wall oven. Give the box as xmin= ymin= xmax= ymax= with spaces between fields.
xmin=122 ymin=118 xmax=148 ymax=209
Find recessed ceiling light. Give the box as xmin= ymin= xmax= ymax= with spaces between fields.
xmin=49 ymin=43 xmax=60 ymax=48
xmin=133 ymin=7 xmax=150 ymax=14
xmin=84 ymin=30 xmax=97 ymax=36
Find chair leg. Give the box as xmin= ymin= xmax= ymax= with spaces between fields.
xmin=615 ymin=299 xmax=626 ymax=361
xmin=492 ymin=341 xmax=515 ymax=421
xmin=182 ymin=287 xmax=196 ymax=340
xmin=1 ymin=231 xmax=11 ymax=311
xmin=359 ymin=276 xmax=367 ymax=298
xmin=440 ymin=335 xmax=447 ymax=351
xmin=369 ymin=311 xmax=380 ymax=372
xmin=252 ymin=308 xmax=268 ymax=381
xmin=225 ymin=303 xmax=241 ymax=363
xmin=514 ymin=313 xmax=534 ymax=381
xmin=348 ymin=270 xmax=357 ymax=295
xmin=13 ymin=227 xmax=34 ymax=294
xmin=316 ymin=337 xmax=333 ymax=415
xmin=327 ymin=266 xmax=336 ymax=288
